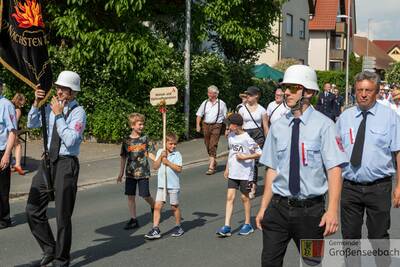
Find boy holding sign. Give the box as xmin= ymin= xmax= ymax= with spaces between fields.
xmin=145 ymin=133 xmax=184 ymax=239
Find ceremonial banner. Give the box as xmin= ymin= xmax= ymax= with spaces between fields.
xmin=1 ymin=0 xmax=54 ymax=200
xmin=0 ymin=0 xmax=52 ymax=93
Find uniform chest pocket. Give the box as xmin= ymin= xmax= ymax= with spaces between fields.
xmin=304 ymin=141 xmax=322 ymax=167
xmin=369 ymin=128 xmax=389 ymax=148
xmin=276 ymin=141 xmax=288 ymax=164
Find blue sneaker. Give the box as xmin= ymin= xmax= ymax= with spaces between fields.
xmin=216 ymin=225 xmax=232 ymax=237
xmin=239 ymin=224 xmax=254 ymax=236
xmin=144 ymin=227 xmax=161 ymax=240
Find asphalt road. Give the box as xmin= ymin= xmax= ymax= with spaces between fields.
xmin=2 ymin=160 xmax=400 ymax=267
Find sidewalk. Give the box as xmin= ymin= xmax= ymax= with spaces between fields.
xmin=10 ymin=137 xmax=228 ymax=198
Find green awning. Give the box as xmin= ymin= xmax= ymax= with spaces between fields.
xmin=251 ymin=64 xmax=284 ymax=82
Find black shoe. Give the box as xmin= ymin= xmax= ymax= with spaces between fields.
xmin=0 ymin=219 xmax=11 ymax=229
xmin=123 ymin=218 xmax=139 ymax=230
xmin=30 ymin=254 xmax=54 ymax=267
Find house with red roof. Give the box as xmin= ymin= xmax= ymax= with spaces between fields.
xmin=308 ymin=0 xmax=356 ymax=71
xmin=353 ymin=36 xmax=394 ymax=71
xmin=373 ymin=40 xmax=400 ymax=62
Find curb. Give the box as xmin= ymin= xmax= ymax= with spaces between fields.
xmin=10 ymin=150 xmax=229 ymax=200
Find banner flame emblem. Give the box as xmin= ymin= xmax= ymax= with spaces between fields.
xmin=12 ymin=0 xmax=44 ymax=28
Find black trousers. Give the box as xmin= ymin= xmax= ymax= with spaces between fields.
xmin=341 ymin=179 xmax=392 ymax=267
xmin=26 ymin=156 xmax=79 ymax=267
xmin=261 ymin=196 xmax=325 ymax=267
xmin=0 ymin=150 xmax=11 ymax=224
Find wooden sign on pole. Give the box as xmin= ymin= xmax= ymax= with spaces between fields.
xmin=150 ymin=87 xmax=178 ymax=201
xmin=150 ymin=87 xmax=178 ymax=106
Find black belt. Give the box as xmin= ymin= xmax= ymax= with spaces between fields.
xmin=59 ymin=155 xmax=78 ymax=160
xmin=272 ymin=194 xmax=324 ymax=208
xmin=344 ymin=176 xmax=392 ymax=186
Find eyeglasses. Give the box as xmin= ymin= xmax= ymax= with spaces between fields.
xmin=282 ymin=84 xmax=303 ymax=93
xmin=275 ymin=93 xmax=284 ymax=97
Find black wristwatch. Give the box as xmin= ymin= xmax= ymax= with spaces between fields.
xmin=55 ymin=114 xmax=63 ymax=120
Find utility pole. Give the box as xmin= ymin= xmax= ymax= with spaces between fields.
xmin=366 ymin=18 xmax=372 ymax=59
xmin=184 ymin=0 xmax=191 ymax=139
xmin=344 ymin=0 xmax=351 ymax=106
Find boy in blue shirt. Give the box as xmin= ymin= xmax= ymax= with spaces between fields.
xmin=145 ymin=133 xmax=184 ymax=239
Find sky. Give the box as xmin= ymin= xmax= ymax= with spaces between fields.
xmin=355 ymin=0 xmax=400 ymax=40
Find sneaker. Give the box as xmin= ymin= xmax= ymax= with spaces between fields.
xmin=239 ymin=224 xmax=254 ymax=236
xmin=171 ymin=226 xmax=184 ymax=237
xmin=123 ymin=218 xmax=139 ymax=230
xmin=216 ymin=225 xmax=232 ymax=237
xmin=144 ymin=227 xmax=161 ymax=240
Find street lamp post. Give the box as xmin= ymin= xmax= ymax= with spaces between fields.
xmin=337 ymin=0 xmax=352 ymax=107
xmin=184 ymin=0 xmax=191 ymax=139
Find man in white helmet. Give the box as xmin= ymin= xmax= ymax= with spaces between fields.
xmin=255 ymin=65 xmax=347 ymax=266
xmin=26 ymin=71 xmax=86 ymax=267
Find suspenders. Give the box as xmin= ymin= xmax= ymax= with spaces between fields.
xmin=202 ymin=99 xmax=220 ymax=124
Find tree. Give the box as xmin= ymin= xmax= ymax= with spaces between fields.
xmin=349 ymin=52 xmax=363 ymax=81
xmin=195 ymin=0 xmax=284 ymax=63
xmin=386 ymin=62 xmax=400 ymax=85
xmin=2 ymin=0 xmax=276 ymax=141
xmin=273 ymin=58 xmax=301 ymax=72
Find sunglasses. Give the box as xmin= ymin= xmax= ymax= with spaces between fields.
xmin=282 ymin=84 xmax=303 ymax=93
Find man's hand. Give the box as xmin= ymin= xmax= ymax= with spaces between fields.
xmin=236 ymin=153 xmax=248 ymax=161
xmin=319 ymin=209 xmax=339 ymax=236
xmin=0 ymin=153 xmax=10 ymax=170
xmin=33 ymin=85 xmax=46 ymax=107
xmin=255 ymin=210 xmax=265 ymax=230
xmin=196 ymin=124 xmax=201 ymax=133
xmin=50 ymin=96 xmax=65 ymax=116
xmin=392 ymin=185 xmax=400 ymax=208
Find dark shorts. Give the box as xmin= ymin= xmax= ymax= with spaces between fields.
xmin=125 ymin=178 xmax=150 ymax=197
xmin=228 ymin=178 xmax=250 ymax=194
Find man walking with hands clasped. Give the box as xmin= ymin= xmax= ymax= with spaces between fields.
xmin=255 ymin=65 xmax=347 ymax=267
xmin=337 ymin=71 xmax=400 ymax=267
xmin=26 ymin=71 xmax=86 ymax=267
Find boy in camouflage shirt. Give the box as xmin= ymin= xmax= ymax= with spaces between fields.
xmin=117 ymin=113 xmax=155 ymax=229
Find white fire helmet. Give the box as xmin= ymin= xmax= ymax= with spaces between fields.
xmin=54 ymin=71 xmax=81 ymax=92
xmin=281 ymin=65 xmax=319 ymax=92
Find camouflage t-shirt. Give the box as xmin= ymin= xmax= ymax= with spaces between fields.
xmin=120 ymin=135 xmax=153 ymax=179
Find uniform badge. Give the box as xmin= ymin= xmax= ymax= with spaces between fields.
xmin=74 ymin=121 xmax=83 ymax=133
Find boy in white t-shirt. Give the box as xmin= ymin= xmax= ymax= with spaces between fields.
xmin=217 ymin=113 xmax=262 ymax=237
xmin=144 ymin=133 xmax=184 ymax=240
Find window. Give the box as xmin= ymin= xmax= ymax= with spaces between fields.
xmin=391 ymin=49 xmax=400 ymax=55
xmin=286 ymin=14 xmax=293 ymax=36
xmin=330 ymin=33 xmax=343 ymax=49
xmin=330 ymin=61 xmax=343 ymax=71
xmin=299 ymin=19 xmax=306 ymax=39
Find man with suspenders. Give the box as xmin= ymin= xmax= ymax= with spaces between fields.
xmin=196 ymin=85 xmax=227 ymax=175
xmin=26 ymin=71 xmax=86 ymax=267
